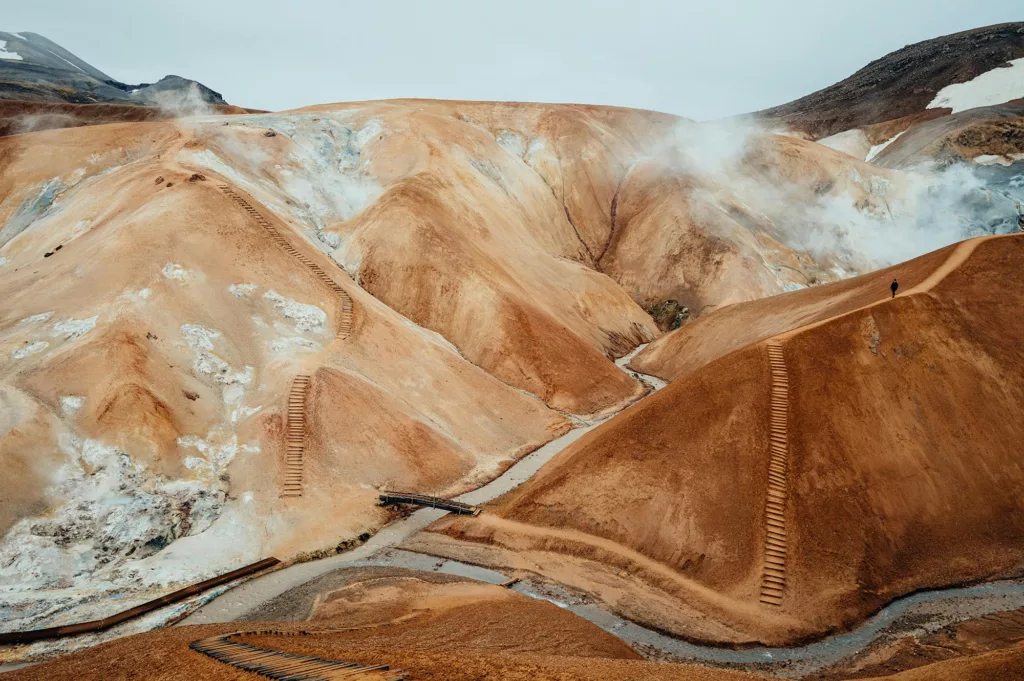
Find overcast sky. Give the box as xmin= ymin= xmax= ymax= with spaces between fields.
xmin=4 ymin=0 xmax=1021 ymax=120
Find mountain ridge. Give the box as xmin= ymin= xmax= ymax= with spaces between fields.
xmin=0 ymin=30 xmax=226 ymax=106
xmin=755 ymin=22 xmax=1024 ymax=139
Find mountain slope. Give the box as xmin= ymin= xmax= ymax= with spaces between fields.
xmin=427 ymin=235 xmax=1024 ymax=646
xmin=0 ymin=31 xmax=226 ymax=107
xmin=0 ymin=31 xmax=246 ymax=137
xmin=0 ymin=120 xmax=568 ymax=632
xmin=756 ymin=22 xmax=1024 ymax=140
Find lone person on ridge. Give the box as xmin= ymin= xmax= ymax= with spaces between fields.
xmin=890 ymin=278 xmax=899 ymax=299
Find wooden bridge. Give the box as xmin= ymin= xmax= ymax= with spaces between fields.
xmin=191 ymin=630 xmax=405 ymax=680
xmin=378 ymin=491 xmax=481 ymax=516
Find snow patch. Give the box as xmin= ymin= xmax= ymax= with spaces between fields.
xmin=179 ymin=324 xmax=253 ymax=386
xmin=263 ymin=290 xmax=326 ymax=332
xmin=60 ymin=395 xmax=84 ymax=416
xmin=973 ymin=154 xmax=1015 ymax=166
xmin=268 ymin=336 xmax=322 ymax=354
xmin=71 ymin=219 xmax=91 ymax=237
xmin=354 ymin=118 xmax=384 ymax=147
xmin=230 ymin=404 xmax=261 ymax=424
xmin=0 ymin=256 xmax=8 ymax=267
xmin=330 ymin=232 xmax=364 ymax=279
xmin=866 ymin=131 xmax=906 ymax=162
xmin=229 ymin=283 xmax=258 ymax=298
xmin=0 ymin=40 xmax=23 ymax=61
xmin=119 ymin=288 xmax=152 ymax=304
xmin=177 ymin=431 xmax=257 ymax=470
xmin=0 ymin=437 xmax=228 ymax=620
xmin=181 ymin=323 xmax=219 ymax=351
xmin=44 ymin=48 xmax=86 ymax=74
xmin=10 ymin=33 xmax=27 ymax=40
xmin=928 ymin=58 xmax=1024 ymax=114
xmin=162 ymin=262 xmax=189 ymax=282
xmin=12 ymin=341 xmax=48 ymax=360
xmin=0 ymin=178 xmax=66 ymax=250
xmin=319 ymin=231 xmax=341 ymax=249
xmin=51 ymin=315 xmax=98 ymax=340
xmin=19 ymin=311 xmax=54 ymax=326
xmin=496 ymin=130 xmax=527 ymax=158
xmin=817 ymin=129 xmax=871 ymax=160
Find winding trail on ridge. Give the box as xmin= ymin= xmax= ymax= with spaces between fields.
xmin=771 ymin=234 xmax=993 ymax=344
xmin=181 ymin=345 xmax=667 ymax=626
xmin=182 ymin=234 xmax=1024 ymax=678
xmin=368 ymin=234 xmax=1024 ymax=677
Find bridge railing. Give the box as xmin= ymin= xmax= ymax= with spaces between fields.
xmin=379 ymin=491 xmax=481 ymax=516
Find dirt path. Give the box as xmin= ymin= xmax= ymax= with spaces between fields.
xmin=438 ymin=514 xmax=787 ymax=628
xmin=180 ymin=345 xmax=669 ymax=626
xmin=183 ymin=236 xmax=1010 ymax=629
xmin=773 ymin=234 xmax=1003 ymax=343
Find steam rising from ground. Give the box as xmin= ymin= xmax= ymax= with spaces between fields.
xmin=11 ymin=113 xmax=82 ymax=135
xmin=153 ymin=82 xmax=214 ymax=118
xmin=662 ymin=119 xmax=1019 ymax=273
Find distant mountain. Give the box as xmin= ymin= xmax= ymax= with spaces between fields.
xmin=756 ymin=23 xmax=1024 ymax=140
xmin=0 ymin=31 xmax=258 ymax=136
xmin=0 ymin=31 xmax=227 ymax=106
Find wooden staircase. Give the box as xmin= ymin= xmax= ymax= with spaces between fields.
xmin=216 ymin=184 xmax=359 ymax=499
xmin=191 ymin=630 xmax=406 ymax=680
xmin=761 ymin=341 xmax=789 ymax=606
xmin=217 ymin=185 xmax=353 ymax=339
xmin=283 ymin=375 xmax=310 ymax=498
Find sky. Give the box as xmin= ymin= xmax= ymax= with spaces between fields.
xmin=3 ymin=0 xmax=1021 ymax=120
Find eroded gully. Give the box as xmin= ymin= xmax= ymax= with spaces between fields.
xmin=183 ymin=343 xmax=1024 ymax=678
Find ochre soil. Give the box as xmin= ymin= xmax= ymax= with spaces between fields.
xmin=629 ymin=241 xmax=954 ymax=381
xmin=3 ymin=568 xmax=765 ymax=681
xmin=0 ymin=120 xmax=566 ymax=556
xmin=422 ymin=235 xmax=1024 ymax=646
xmin=0 ymin=100 xmax=254 ymax=137
xmin=856 ymin=642 xmax=1024 ymax=681
xmin=818 ymin=606 xmax=1024 ymax=679
xmin=872 ymin=99 xmax=1024 ymax=167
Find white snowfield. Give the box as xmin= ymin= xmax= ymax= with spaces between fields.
xmin=816 ymin=128 xmax=904 ymax=164
xmin=817 ymin=129 xmax=870 ymax=160
xmin=0 ymin=40 xmax=23 ymax=61
xmin=866 ymin=130 xmax=907 ymax=162
xmin=928 ymin=57 xmax=1024 ymax=114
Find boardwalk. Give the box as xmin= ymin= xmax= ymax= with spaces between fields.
xmin=191 ymin=630 xmax=405 ymax=680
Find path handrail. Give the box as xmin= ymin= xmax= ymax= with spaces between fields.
xmin=0 ymin=557 xmax=280 ymax=645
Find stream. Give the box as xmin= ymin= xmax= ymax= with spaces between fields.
xmin=181 ymin=344 xmax=665 ymax=626
xmin=25 ymin=343 xmax=1024 ymax=678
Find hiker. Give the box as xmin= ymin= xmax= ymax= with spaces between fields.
xmin=890 ymin=278 xmax=899 ymax=298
